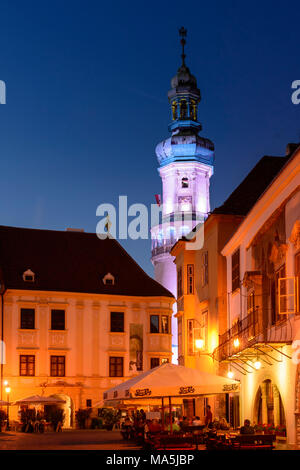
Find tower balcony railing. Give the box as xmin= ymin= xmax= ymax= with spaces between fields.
xmin=151 ymin=244 xmax=174 ymax=258
xmin=213 ymin=309 xmax=293 ymax=363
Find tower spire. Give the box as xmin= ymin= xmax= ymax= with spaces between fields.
xmin=179 ymin=27 xmax=187 ymax=66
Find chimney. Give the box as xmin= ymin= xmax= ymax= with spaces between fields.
xmin=286 ymin=143 xmax=299 ymax=156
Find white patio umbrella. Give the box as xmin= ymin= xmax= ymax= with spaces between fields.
xmin=14 ymin=395 xmax=66 ymax=405
xmin=103 ymin=363 xmax=240 ymax=433
xmin=104 ymin=363 xmax=240 ymax=401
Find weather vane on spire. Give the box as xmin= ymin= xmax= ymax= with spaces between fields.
xmin=179 ymin=27 xmax=187 ymax=65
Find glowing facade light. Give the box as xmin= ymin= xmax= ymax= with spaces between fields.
xmin=3 ymin=380 xmax=8 ymax=386
xmin=5 ymin=386 xmax=11 ymax=394
xmin=195 ymin=338 xmax=204 ymax=350
xmin=254 ymin=360 xmax=261 ymax=370
xmin=233 ymin=338 xmax=240 ymax=348
xmin=227 ymin=370 xmax=234 ymax=379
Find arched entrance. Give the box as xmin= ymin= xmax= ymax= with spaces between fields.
xmin=47 ymin=394 xmax=74 ymax=428
xmin=253 ymin=379 xmax=285 ymax=426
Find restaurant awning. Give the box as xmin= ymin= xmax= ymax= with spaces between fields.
xmin=103 ymin=363 xmax=240 ymax=402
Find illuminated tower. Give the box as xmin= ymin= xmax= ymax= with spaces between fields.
xmin=151 ymin=28 xmax=215 ymax=363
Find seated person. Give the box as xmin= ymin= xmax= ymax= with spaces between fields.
xmin=148 ymin=419 xmax=162 ymax=433
xmin=167 ymin=418 xmax=181 ymax=432
xmin=192 ymin=416 xmax=202 ymax=426
xmin=219 ymin=417 xmax=230 ymax=430
xmin=240 ymin=419 xmax=255 ymax=435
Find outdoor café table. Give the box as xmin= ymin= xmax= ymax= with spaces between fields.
xmin=184 ymin=425 xmax=206 ymax=449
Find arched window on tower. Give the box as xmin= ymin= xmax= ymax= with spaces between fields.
xmin=190 ymin=100 xmax=197 ymax=120
xmin=182 ymin=177 xmax=189 ymax=188
xmin=180 ymin=99 xmax=187 ymax=119
xmin=172 ymin=101 xmax=178 ymax=120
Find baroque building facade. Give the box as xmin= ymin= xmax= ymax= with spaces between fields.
xmin=0 ymin=226 xmax=174 ymax=427
xmin=216 ymin=144 xmax=300 ymax=446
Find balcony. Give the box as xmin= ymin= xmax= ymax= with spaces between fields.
xmin=213 ymin=309 xmax=293 ymax=368
xmin=151 ymin=244 xmax=174 ymax=258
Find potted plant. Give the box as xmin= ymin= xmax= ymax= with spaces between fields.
xmin=275 ymin=425 xmax=286 ymax=438
xmin=98 ymin=408 xmax=120 ymax=430
xmin=254 ymin=423 xmax=264 ymax=434
xmin=263 ymin=423 xmax=275 ymax=434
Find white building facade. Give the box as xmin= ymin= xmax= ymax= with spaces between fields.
xmin=151 ymin=29 xmax=214 ymax=362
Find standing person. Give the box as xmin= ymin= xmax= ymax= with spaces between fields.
xmin=205 ymin=405 xmax=213 ymax=427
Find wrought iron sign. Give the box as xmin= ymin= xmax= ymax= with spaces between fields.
xmin=179 ymin=386 xmax=195 ymax=394
xmin=134 ymin=388 xmax=152 ymax=397
xmin=223 ymin=384 xmax=239 ymax=392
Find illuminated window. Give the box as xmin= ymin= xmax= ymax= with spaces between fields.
xmin=161 ymin=315 xmax=169 ymax=334
xmin=187 ymin=264 xmax=194 ymax=294
xmin=161 ymin=358 xmax=169 ymax=364
xmin=172 ymin=101 xmax=178 ymax=120
xmin=20 ymin=355 xmax=35 ymax=376
xmin=109 ymin=357 xmax=123 ymax=377
xmin=50 ymin=356 xmax=65 ymax=377
xmin=232 ymin=249 xmax=240 ymax=292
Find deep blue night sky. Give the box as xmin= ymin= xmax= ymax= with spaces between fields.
xmin=0 ymin=0 xmax=299 ymax=276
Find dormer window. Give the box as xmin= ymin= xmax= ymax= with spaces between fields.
xmin=103 ymin=273 xmax=115 ymax=286
xmin=23 ymin=269 xmax=35 ymax=282
xmin=182 ymin=177 xmax=189 ymax=188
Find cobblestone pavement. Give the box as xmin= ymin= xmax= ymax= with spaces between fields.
xmin=0 ymin=430 xmax=142 ymax=450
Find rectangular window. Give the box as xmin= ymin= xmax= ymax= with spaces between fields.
xmin=271 ymin=265 xmax=286 ymax=324
xmin=150 ymin=315 xmax=159 ymax=333
xmin=178 ymin=317 xmax=183 ymax=358
xmin=161 ymin=358 xmax=169 ymax=364
xmin=295 ymin=252 xmax=300 ymax=314
xmin=161 ymin=315 xmax=169 ymax=334
xmin=109 ymin=357 xmax=123 ymax=377
xmin=187 ymin=264 xmax=194 ymax=294
xmin=50 ymin=356 xmax=65 ymax=377
xmin=187 ymin=319 xmax=195 ymax=355
xmin=201 ymin=311 xmax=208 ymax=350
xmin=201 ymin=251 xmax=209 ymax=286
xmin=20 ymin=308 xmax=35 ymax=329
xmin=20 ymin=355 xmax=35 ymax=376
xmin=51 ymin=310 xmax=65 ymax=330
xmin=110 ymin=312 xmax=124 ymax=332
xmin=150 ymin=357 xmax=160 ymax=369
xmin=86 ymin=399 xmax=92 ymax=408
xmin=247 ymin=291 xmax=257 ymax=338
xmin=232 ymin=249 xmax=240 ymax=292
xmin=177 ymin=267 xmax=183 ymax=298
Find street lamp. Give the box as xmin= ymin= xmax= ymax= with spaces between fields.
xmin=5 ymin=386 xmax=10 ymax=430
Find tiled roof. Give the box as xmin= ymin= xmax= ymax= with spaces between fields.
xmin=212 ymin=155 xmax=290 ymax=216
xmin=0 ymin=226 xmax=173 ymax=298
